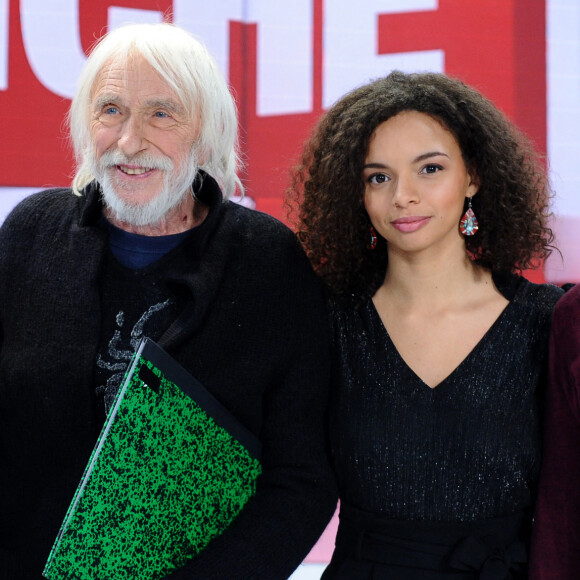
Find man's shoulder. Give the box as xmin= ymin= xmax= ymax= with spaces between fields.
xmin=223 ymin=200 xmax=291 ymax=231
xmin=220 ymin=201 xmax=299 ymax=251
xmin=2 ymin=187 xmax=81 ymax=231
xmin=216 ymin=201 xmax=319 ymax=289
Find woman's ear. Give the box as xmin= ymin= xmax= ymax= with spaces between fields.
xmin=466 ymin=167 xmax=480 ymax=198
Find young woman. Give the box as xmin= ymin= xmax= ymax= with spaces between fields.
xmin=288 ymin=71 xmax=563 ymax=579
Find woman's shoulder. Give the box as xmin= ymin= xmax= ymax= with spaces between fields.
xmin=489 ymin=273 xmax=564 ymax=340
xmin=495 ymin=271 xmax=564 ymax=310
xmin=521 ymin=278 xmax=565 ymax=305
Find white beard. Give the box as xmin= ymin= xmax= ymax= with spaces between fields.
xmin=90 ymin=148 xmax=200 ymax=227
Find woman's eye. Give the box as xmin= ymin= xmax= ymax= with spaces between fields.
xmin=421 ymin=164 xmax=443 ymax=174
xmin=368 ymin=173 xmax=389 ymax=184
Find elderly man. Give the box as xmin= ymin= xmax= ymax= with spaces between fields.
xmin=0 ymin=23 xmax=335 ymax=579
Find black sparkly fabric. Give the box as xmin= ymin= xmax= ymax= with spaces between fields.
xmin=328 ymin=273 xmax=563 ymax=522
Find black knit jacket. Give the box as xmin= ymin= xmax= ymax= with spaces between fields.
xmin=0 ymin=176 xmax=337 ymax=579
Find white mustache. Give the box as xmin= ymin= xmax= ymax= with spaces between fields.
xmin=98 ymin=150 xmax=173 ymax=171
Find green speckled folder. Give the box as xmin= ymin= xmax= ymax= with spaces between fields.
xmin=43 ymin=338 xmax=262 ymax=580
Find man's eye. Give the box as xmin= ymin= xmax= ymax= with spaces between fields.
xmin=104 ymin=106 xmax=119 ymax=115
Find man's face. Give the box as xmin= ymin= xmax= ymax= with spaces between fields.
xmin=89 ymin=54 xmax=200 ymax=226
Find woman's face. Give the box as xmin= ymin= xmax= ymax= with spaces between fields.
xmin=363 ymin=110 xmax=478 ymax=258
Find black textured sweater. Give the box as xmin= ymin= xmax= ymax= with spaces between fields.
xmin=328 ymin=273 xmax=562 ymax=522
xmin=0 ymin=176 xmax=336 ymax=579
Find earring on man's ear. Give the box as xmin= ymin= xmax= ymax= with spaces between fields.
xmin=367 ymin=226 xmax=378 ymax=250
xmin=460 ymin=197 xmax=479 ymax=236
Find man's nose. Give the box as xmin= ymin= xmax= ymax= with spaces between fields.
xmin=117 ymin=115 xmax=147 ymax=157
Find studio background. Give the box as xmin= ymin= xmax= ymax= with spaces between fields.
xmin=1 ymin=1 xmax=578 ymax=577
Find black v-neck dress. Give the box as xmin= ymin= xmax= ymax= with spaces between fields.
xmin=323 ymin=273 xmax=563 ymax=579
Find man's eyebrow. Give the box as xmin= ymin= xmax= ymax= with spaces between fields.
xmin=92 ymin=94 xmax=122 ymax=111
xmin=144 ymin=99 xmax=186 ymax=115
xmin=91 ymin=95 xmax=186 ymax=115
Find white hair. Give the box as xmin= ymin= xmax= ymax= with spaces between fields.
xmin=69 ymin=22 xmax=243 ymax=199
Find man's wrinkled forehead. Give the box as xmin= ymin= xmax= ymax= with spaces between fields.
xmin=90 ymin=53 xmax=184 ymax=110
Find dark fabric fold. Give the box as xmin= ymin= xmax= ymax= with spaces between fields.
xmin=323 ymin=503 xmax=529 ymax=579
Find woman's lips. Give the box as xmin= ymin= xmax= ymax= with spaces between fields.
xmin=391 ymin=216 xmax=432 ymax=233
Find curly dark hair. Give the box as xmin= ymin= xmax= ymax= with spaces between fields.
xmin=287 ymin=70 xmax=556 ymax=297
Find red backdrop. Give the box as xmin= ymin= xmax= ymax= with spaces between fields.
xmin=1 ymin=0 xmax=547 ymax=281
